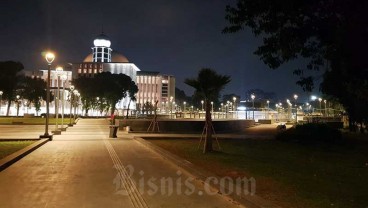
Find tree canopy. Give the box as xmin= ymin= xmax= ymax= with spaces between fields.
xmin=18 ymin=76 xmax=47 ymax=114
xmin=73 ymin=72 xmax=137 ymax=116
xmin=224 ymin=0 xmax=368 ymax=127
xmin=0 ymin=61 xmax=24 ymax=115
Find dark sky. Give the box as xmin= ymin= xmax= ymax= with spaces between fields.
xmin=0 ymin=0 xmax=321 ymax=102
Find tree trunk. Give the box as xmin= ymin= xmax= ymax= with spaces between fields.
xmin=6 ymin=99 xmax=11 ymax=116
xmin=126 ymin=99 xmax=131 ymax=119
xmin=110 ymin=104 xmax=116 ymax=125
xmin=203 ymin=99 xmax=213 ymax=153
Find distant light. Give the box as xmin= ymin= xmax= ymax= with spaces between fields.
xmin=94 ymin=39 xmax=111 ymax=47
xmin=311 ymin=95 xmax=317 ymax=101
xmin=237 ymin=106 xmax=246 ymax=111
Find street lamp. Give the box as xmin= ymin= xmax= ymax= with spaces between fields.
xmin=0 ymin=91 xmax=3 ymax=116
xmin=251 ymin=94 xmax=255 ymax=119
xmin=53 ymin=66 xmax=63 ymax=134
xmin=97 ymin=97 xmax=101 ymax=116
xmin=294 ymin=94 xmax=298 ymax=123
xmin=318 ymin=98 xmax=322 ymax=115
xmin=183 ymin=101 xmax=186 ymax=118
xmin=201 ymin=100 xmax=204 ymax=111
xmin=324 ymin=99 xmax=327 ymax=117
xmin=170 ymin=96 xmax=173 ymax=119
xmin=233 ymin=97 xmax=237 ymax=119
xmin=60 ymin=73 xmax=67 ymax=131
xmin=68 ymin=85 xmax=75 ymax=126
xmin=15 ymin=95 xmax=20 ymax=117
xmin=40 ymin=52 xmax=55 ymax=140
xmin=266 ymin=100 xmax=270 ymax=119
xmin=73 ymin=90 xmax=80 ymax=121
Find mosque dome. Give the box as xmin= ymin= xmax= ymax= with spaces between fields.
xmin=111 ymin=51 xmax=129 ymax=62
xmin=93 ymin=33 xmax=111 ymax=47
xmin=83 ymin=53 xmax=93 ymax=62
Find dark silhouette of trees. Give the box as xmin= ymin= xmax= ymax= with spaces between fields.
xmin=0 ymin=61 xmax=24 ymax=116
xmin=185 ymin=68 xmax=231 ymax=153
xmin=18 ymin=76 xmax=47 ymax=115
xmin=224 ymin=0 xmax=368 ymax=129
xmin=74 ymin=72 xmax=135 ymax=117
xmin=126 ymin=81 xmax=138 ymax=118
xmin=175 ymin=87 xmax=192 ymax=108
xmin=73 ymin=76 xmax=97 ymax=116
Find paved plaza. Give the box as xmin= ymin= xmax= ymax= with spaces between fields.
xmin=0 ymin=119 xmax=243 ymax=208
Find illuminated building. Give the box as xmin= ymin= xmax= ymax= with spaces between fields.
xmin=136 ymin=71 xmax=175 ymax=110
xmin=72 ymin=33 xmax=175 ymax=114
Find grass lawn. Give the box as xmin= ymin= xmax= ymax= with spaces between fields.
xmin=0 ymin=141 xmax=35 ymax=159
xmin=147 ymin=137 xmax=368 ymax=208
xmin=0 ymin=117 xmax=75 ymax=125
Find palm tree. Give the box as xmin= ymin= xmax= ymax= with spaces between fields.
xmin=185 ymin=68 xmax=231 ymax=153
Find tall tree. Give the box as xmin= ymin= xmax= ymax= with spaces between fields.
xmin=94 ymin=72 xmax=132 ymax=116
xmin=223 ymin=0 xmax=368 ymax=128
xmin=0 ymin=61 xmax=24 ymax=116
xmin=73 ymin=76 xmax=97 ymax=116
xmin=185 ymin=68 xmax=231 ymax=153
xmin=18 ymin=76 xmax=47 ymax=115
xmin=125 ymin=81 xmax=138 ymax=118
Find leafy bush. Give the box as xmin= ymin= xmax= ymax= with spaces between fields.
xmin=275 ymin=123 xmax=342 ymax=143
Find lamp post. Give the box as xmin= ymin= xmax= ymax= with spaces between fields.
xmin=73 ymin=90 xmax=80 ymax=121
xmin=0 ymin=91 xmax=3 ymax=116
xmin=53 ymin=66 xmax=63 ymax=134
xmin=220 ymin=103 xmax=224 ymax=118
xmin=201 ymin=100 xmax=204 ymax=112
xmin=191 ymin=105 xmax=193 ymax=118
xmin=226 ymin=100 xmax=230 ymax=119
xmin=266 ymin=100 xmax=270 ymax=119
xmin=60 ymin=74 xmax=67 ymax=131
xmin=170 ymin=96 xmax=173 ymax=119
xmin=15 ymin=95 xmax=20 ymax=117
xmin=40 ymin=52 xmax=55 ymax=140
xmin=96 ymin=97 xmax=100 ymax=116
xmin=233 ymin=97 xmax=237 ymax=119
xmin=318 ymin=98 xmax=322 ymax=115
xmin=183 ymin=101 xmax=186 ymax=118
xmin=324 ymin=100 xmax=327 ymax=117
xmin=68 ymin=85 xmax=75 ymax=126
xmin=251 ymin=94 xmax=255 ymax=119
xmin=294 ymin=94 xmax=298 ymax=123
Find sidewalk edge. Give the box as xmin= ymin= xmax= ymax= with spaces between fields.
xmin=0 ymin=139 xmax=49 ymax=171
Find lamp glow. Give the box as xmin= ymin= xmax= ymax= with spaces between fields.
xmin=45 ymin=52 xmax=55 ymax=64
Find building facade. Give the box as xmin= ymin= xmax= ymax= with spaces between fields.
xmin=136 ymin=71 xmax=175 ymax=110
xmin=71 ymin=33 xmax=175 ymax=114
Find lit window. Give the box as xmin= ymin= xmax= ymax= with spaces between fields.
xmin=78 ymin=69 xmax=81 ymax=73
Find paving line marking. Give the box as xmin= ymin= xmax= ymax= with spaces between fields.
xmin=103 ymin=139 xmax=149 ymax=208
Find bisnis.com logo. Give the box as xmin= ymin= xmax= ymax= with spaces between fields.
xmin=112 ymin=164 xmax=256 ymax=196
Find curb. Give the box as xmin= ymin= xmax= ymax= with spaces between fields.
xmin=134 ymin=137 xmax=282 ymax=208
xmin=0 ymin=139 xmax=49 ymax=171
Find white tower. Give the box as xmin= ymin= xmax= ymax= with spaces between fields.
xmin=92 ymin=33 xmax=112 ymax=62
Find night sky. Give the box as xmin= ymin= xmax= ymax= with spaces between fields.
xmin=1 ymin=0 xmax=321 ymax=102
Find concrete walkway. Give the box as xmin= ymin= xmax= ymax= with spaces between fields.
xmin=0 ymin=119 xmax=242 ymax=208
